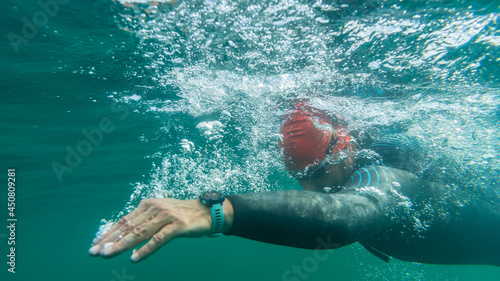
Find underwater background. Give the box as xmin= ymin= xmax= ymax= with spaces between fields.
xmin=1 ymin=0 xmax=500 ymax=280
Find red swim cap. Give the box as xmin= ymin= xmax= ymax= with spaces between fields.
xmin=278 ymin=104 xmax=351 ymax=171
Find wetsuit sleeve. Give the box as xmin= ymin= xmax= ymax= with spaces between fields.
xmin=224 ymin=166 xmax=422 ymax=249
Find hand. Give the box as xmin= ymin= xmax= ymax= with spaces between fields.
xmin=89 ymin=198 xmax=233 ymax=262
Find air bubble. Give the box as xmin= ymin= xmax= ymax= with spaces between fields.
xmin=180 ymin=139 xmax=195 ymax=153
xmin=196 ymin=121 xmax=213 ymax=133
xmin=391 ymin=182 xmax=402 ymax=189
xmin=270 ymin=133 xmax=283 ymax=143
xmin=208 ymin=160 xmax=217 ymax=168
xmin=196 ymin=121 xmax=225 ymax=140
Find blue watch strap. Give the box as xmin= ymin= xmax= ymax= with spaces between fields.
xmin=208 ymin=203 xmax=224 ymax=237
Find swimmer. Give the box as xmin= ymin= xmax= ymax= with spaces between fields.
xmin=89 ymin=103 xmax=500 ymax=266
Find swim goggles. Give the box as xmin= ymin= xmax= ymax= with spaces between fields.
xmin=291 ymin=133 xmax=340 ymax=181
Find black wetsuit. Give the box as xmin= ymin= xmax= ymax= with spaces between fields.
xmin=225 ymin=135 xmax=500 ymax=266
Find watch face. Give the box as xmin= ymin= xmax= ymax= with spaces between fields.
xmin=202 ymin=191 xmax=222 ymax=200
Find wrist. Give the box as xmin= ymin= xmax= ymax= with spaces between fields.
xmin=199 ymin=191 xmax=233 ymax=236
xmin=222 ymin=198 xmax=234 ymax=233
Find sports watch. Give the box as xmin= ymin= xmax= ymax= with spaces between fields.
xmin=199 ymin=190 xmax=225 ymax=237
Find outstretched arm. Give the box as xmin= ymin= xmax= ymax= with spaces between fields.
xmin=89 ymin=166 xmax=420 ymax=262
xmin=88 ymin=191 xmax=384 ymax=262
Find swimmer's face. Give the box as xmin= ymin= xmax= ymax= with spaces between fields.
xmin=299 ymin=156 xmax=355 ymax=193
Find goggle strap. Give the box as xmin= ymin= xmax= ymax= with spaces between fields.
xmin=325 ymin=134 xmax=338 ymax=159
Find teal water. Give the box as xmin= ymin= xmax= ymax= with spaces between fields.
xmin=1 ymin=0 xmax=500 ymax=280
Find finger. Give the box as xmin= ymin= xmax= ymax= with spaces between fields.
xmin=99 ymin=212 xmax=174 ymax=258
xmin=100 ymin=216 xmax=134 ymax=242
xmin=92 ymin=214 xmax=139 ymax=246
xmin=96 ymin=200 xmax=154 ymax=243
xmin=130 ymin=225 xmax=178 ymax=263
xmin=98 ymin=224 xmax=153 ymax=258
xmin=89 ymin=211 xmax=155 ymax=256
